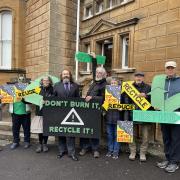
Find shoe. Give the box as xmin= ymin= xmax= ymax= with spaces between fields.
xmin=112 ymin=155 xmax=119 ymax=160
xmin=36 ymin=144 xmax=43 ymax=153
xmin=57 ymin=152 xmax=65 ymax=159
xmin=42 ymin=144 xmax=49 ymax=152
xmin=157 ymin=160 xmax=169 ymax=169
xmin=106 ymin=152 xmax=112 ymax=157
xmin=140 ymin=153 xmax=146 ymax=162
xmin=164 ymin=164 xmax=179 ymax=173
xmin=129 ymin=152 xmax=136 ymax=161
xmin=24 ymin=142 xmax=30 ymax=149
xmin=10 ymin=143 xmax=19 ymax=150
xmin=0 ymin=146 xmax=3 ymax=151
xmin=70 ymin=154 xmax=79 ymax=161
xmin=79 ymin=149 xmax=87 ymax=156
xmin=93 ymin=151 xmax=100 ymax=158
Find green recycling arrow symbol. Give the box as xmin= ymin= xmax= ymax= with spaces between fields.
xmin=149 ymin=74 xmax=180 ymax=112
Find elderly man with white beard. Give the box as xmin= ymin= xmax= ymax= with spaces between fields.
xmin=79 ymin=66 xmax=107 ymax=158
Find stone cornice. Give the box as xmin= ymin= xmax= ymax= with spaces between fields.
xmin=80 ymin=17 xmax=139 ymax=39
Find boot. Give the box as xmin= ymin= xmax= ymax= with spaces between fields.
xmin=129 ymin=151 xmax=136 ymax=161
xmin=36 ymin=144 xmax=43 ymax=153
xmin=140 ymin=152 xmax=146 ymax=162
xmin=42 ymin=144 xmax=49 ymax=152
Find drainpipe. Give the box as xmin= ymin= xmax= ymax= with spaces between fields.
xmin=75 ymin=0 xmax=80 ymax=81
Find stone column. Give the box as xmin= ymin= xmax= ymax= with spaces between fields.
xmin=49 ymin=0 xmax=77 ymax=76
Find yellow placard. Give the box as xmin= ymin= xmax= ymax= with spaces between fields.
xmin=108 ymin=103 xmax=135 ymax=110
xmin=16 ymin=87 xmax=41 ymax=97
xmin=117 ymin=125 xmax=133 ymax=143
xmin=102 ymin=86 xmax=135 ymax=111
xmin=121 ymin=81 xmax=151 ymax=111
xmin=0 ymin=89 xmax=14 ymax=104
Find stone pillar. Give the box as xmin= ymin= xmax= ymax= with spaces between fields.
xmin=49 ymin=0 xmax=77 ymax=76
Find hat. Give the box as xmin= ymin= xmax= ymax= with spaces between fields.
xmin=134 ymin=72 xmax=144 ymax=77
xmin=165 ymin=61 xmax=177 ymax=68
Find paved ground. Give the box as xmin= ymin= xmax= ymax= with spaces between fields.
xmin=0 ymin=144 xmax=179 ymax=180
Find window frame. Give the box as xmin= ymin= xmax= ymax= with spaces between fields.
xmin=0 ymin=10 xmax=13 ymax=70
xmin=95 ymin=0 xmax=104 ymax=14
xmin=121 ymin=35 xmax=129 ymax=69
xmin=84 ymin=4 xmax=93 ymax=19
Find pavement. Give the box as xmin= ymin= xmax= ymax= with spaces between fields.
xmin=0 ymin=143 xmax=179 ymax=180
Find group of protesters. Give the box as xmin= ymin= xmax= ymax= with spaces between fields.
xmin=0 ymin=57 xmax=180 ymax=173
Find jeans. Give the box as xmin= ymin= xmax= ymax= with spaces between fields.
xmin=106 ymin=124 xmax=120 ymax=155
xmin=12 ymin=113 xmax=31 ymax=143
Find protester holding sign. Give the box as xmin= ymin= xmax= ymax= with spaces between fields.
xmin=7 ymin=78 xmax=31 ymax=150
xmin=105 ymin=77 xmax=124 ymax=160
xmin=54 ymin=69 xmax=79 ymax=161
xmin=125 ymin=72 xmax=151 ymax=162
xmin=31 ymin=76 xmax=54 ymax=153
xmin=79 ymin=66 xmax=107 ymax=158
xmin=156 ymin=61 xmax=180 ymax=173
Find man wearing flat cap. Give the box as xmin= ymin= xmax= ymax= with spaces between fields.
xmin=157 ymin=61 xmax=180 ymax=173
xmin=125 ymin=72 xmax=151 ymax=162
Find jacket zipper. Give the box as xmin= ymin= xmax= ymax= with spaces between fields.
xmin=166 ymin=79 xmax=171 ymax=99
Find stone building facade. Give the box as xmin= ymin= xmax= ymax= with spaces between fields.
xmin=0 ymin=0 xmax=77 ymax=82
xmin=79 ymin=0 xmax=180 ymax=83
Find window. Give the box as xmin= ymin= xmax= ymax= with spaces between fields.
xmin=0 ymin=10 xmax=12 ymax=69
xmin=107 ymin=0 xmax=117 ymax=9
xmin=95 ymin=0 xmax=104 ymax=14
xmin=84 ymin=5 xmax=93 ymax=19
xmin=119 ymin=0 xmax=129 ymax=5
xmin=121 ymin=36 xmax=129 ymax=69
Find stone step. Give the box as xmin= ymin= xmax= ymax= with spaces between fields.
xmin=0 ymin=121 xmax=12 ymax=131
xmin=0 ymin=130 xmax=56 ymax=143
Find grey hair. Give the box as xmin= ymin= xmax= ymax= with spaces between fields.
xmin=96 ymin=66 xmax=107 ymax=78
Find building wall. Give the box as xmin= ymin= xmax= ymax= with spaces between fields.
xmin=80 ymin=0 xmax=180 ymax=83
xmin=25 ymin=0 xmax=50 ymax=80
xmin=25 ymin=0 xmax=77 ymax=79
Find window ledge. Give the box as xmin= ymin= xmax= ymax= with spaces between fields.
xmin=79 ymin=71 xmax=92 ymax=75
xmin=112 ymin=68 xmax=136 ymax=74
xmin=0 ymin=68 xmax=26 ymax=73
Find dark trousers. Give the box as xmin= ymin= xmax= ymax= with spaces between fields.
xmin=12 ymin=113 xmax=31 ymax=143
xmin=58 ymin=136 xmax=76 ymax=156
xmin=38 ymin=133 xmax=48 ymax=144
xmin=161 ymin=124 xmax=180 ymax=164
xmin=80 ymin=138 xmax=99 ymax=151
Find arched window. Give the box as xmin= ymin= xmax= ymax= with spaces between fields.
xmin=0 ymin=10 xmax=12 ymax=69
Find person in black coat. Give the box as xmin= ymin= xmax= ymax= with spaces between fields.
xmin=54 ymin=69 xmax=79 ymax=161
xmin=35 ymin=76 xmax=54 ymax=153
xmin=79 ymin=66 xmax=107 ymax=158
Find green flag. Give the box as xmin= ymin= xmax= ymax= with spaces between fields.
xmin=75 ymin=52 xmax=92 ymax=62
xmin=96 ymin=55 xmax=106 ymax=65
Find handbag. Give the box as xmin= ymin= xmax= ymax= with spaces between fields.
xmin=31 ymin=116 xmax=43 ymax=134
